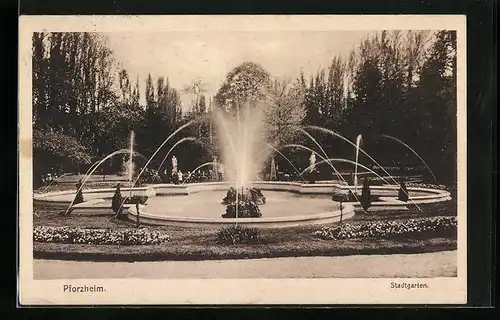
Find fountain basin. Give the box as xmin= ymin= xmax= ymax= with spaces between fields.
xmin=33 ymin=181 xmax=451 ymax=228
xmin=128 ymin=203 xmax=354 ymax=229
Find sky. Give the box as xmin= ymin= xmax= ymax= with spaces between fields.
xmin=106 ymin=31 xmax=370 ymax=110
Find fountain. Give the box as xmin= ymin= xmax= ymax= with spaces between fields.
xmin=128 ymin=130 xmax=135 ymax=197
xmin=354 ymin=134 xmax=362 ymax=194
xmin=212 ymin=101 xmax=273 ymax=219
xmin=380 ymin=134 xmax=438 ymax=182
xmin=36 ymin=95 xmax=452 ymax=227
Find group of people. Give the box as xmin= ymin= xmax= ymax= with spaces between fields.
xmin=165 ymin=169 xmax=225 ymax=184
xmin=168 ymin=170 xmax=185 ymax=184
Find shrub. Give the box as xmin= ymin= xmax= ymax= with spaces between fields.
xmin=312 ymin=216 xmax=457 ymax=240
xmin=216 ymin=225 xmax=261 ymax=245
xmin=33 ymin=226 xmax=170 ymax=245
xmin=111 ymin=188 xmax=123 ymax=214
xmin=360 ymin=179 xmax=372 ymax=211
xmin=398 ymin=182 xmax=409 ymax=202
xmin=135 ymin=168 xmax=161 ymax=185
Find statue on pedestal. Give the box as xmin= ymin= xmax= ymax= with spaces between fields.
xmin=270 ymin=157 xmax=277 ymax=181
xmin=171 ymin=155 xmax=178 ymax=174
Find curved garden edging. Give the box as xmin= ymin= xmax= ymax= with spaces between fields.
xmin=127 ymin=203 xmax=355 ymax=229
xmin=32 ymin=238 xmax=457 ymax=262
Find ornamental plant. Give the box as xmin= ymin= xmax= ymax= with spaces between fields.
xmin=216 ymin=225 xmax=261 ymax=245
xmin=405 ymin=182 xmax=450 ymax=190
xmin=33 ymin=226 xmax=170 ymax=245
xmin=360 ymin=178 xmax=372 ymax=211
xmin=312 ymin=216 xmax=457 ymax=240
xmin=398 ymin=181 xmax=409 ymax=202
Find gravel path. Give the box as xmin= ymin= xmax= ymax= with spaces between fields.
xmin=34 ymin=250 xmax=457 ymax=279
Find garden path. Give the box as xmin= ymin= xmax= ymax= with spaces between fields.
xmin=34 ymin=250 xmax=457 ymax=279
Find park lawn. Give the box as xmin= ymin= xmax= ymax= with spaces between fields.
xmin=35 ymin=181 xmax=127 ymax=194
xmin=33 ymin=200 xmax=457 ymax=262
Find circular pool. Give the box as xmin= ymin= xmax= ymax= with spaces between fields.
xmin=33 ymin=181 xmax=452 ymax=228
xmin=143 ymin=190 xmax=340 ymax=219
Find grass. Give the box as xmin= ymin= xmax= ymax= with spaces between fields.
xmin=35 ymin=181 xmax=123 ymax=194
xmin=33 ymin=197 xmax=457 ymax=262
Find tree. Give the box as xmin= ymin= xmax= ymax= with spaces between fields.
xmin=145 ymin=74 xmax=155 ymax=109
xmin=214 ymin=61 xmax=271 ymax=111
xmin=118 ymin=69 xmax=132 ymax=105
xmin=33 ymin=128 xmax=93 ymax=187
xmin=324 ymin=56 xmax=346 ymax=128
xmin=417 ymin=30 xmax=457 ymax=183
xmin=403 ymin=31 xmax=431 ymax=90
xmin=349 ymin=55 xmax=382 ymax=138
xmin=264 ymin=78 xmax=306 ymax=148
xmin=32 ymin=32 xmax=119 ymax=182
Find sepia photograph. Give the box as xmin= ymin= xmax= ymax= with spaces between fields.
xmin=18 ymin=15 xmax=467 ymax=305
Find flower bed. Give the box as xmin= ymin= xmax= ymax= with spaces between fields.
xmin=34 ymin=226 xmax=170 ymax=245
xmin=313 ymin=216 xmax=457 ymax=240
xmin=405 ymin=182 xmax=450 ymax=190
xmin=216 ymin=225 xmax=261 ymax=245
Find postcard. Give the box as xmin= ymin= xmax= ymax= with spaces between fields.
xmin=18 ymin=14 xmax=467 ymax=305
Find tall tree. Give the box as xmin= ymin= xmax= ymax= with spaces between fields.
xmin=214 ymin=61 xmax=271 ymax=112
xmin=417 ymin=30 xmax=457 ymax=182
xmin=145 ymin=73 xmax=155 ymax=109
xmin=324 ymin=56 xmax=346 ymax=129
xmin=118 ymin=69 xmax=132 ymax=105
xmin=264 ymin=78 xmax=306 ymax=148
xmin=403 ymin=30 xmax=431 ymax=90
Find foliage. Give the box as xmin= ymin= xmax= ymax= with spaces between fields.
xmin=32 ymin=33 xmax=117 ymax=135
xmin=32 ymin=33 xmax=184 ymax=179
xmin=312 ymin=216 xmax=457 ymax=240
xmin=216 ymin=225 xmax=261 ymax=245
xmin=111 ymin=188 xmax=123 ymax=214
xmin=74 ymin=190 xmax=84 ymax=204
xmin=214 ymin=61 xmax=271 ymax=110
xmin=296 ymin=30 xmax=456 ymax=184
xmin=398 ymin=182 xmax=409 ymax=202
xmin=33 ymin=226 xmax=170 ymax=245
xmin=264 ymin=78 xmax=306 ymax=147
xmin=33 ymin=129 xmax=92 ymax=183
xmin=33 ymin=129 xmax=92 ymax=165
xmin=405 ymin=182 xmax=450 ymax=190
xmin=134 ymin=168 xmax=162 ymax=185
xmin=32 ymin=30 xmax=457 ymax=187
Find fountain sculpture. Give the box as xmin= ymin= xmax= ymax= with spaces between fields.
xmin=221 ymin=186 xmax=265 ymax=218
xmin=171 ymin=155 xmax=178 ymax=174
